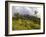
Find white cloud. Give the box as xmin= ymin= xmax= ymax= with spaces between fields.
xmin=12 ymin=6 xmax=41 ymax=18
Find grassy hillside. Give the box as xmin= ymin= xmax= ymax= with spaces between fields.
xmin=12 ymin=13 xmax=40 ymax=30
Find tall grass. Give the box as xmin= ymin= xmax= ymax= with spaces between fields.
xmin=12 ymin=13 xmax=40 ymax=30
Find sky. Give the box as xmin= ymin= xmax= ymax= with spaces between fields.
xmin=12 ymin=6 xmax=41 ymax=18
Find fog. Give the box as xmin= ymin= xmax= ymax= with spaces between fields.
xmin=12 ymin=6 xmax=41 ymax=18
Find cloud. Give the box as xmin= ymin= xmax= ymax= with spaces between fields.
xmin=12 ymin=6 xmax=41 ymax=18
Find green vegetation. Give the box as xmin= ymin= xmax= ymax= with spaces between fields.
xmin=12 ymin=13 xmax=40 ymax=30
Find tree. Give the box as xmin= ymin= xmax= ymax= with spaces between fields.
xmin=14 ymin=13 xmax=20 ymax=20
xmin=34 ymin=10 xmax=38 ymax=15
